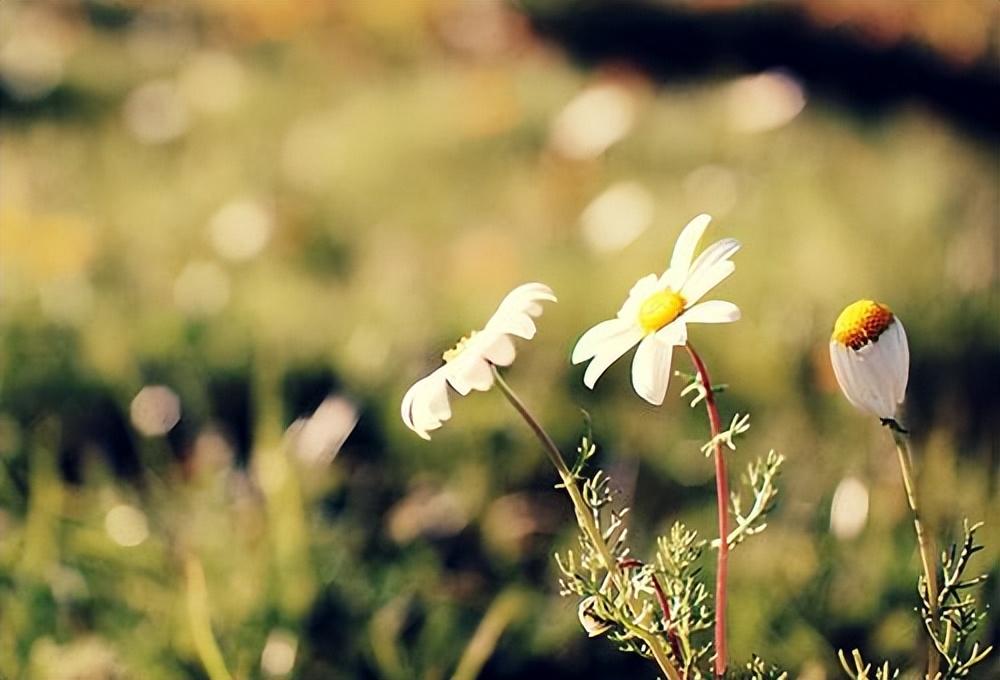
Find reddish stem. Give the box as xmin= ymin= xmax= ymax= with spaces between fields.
xmin=619 ymin=559 xmax=685 ymax=672
xmin=684 ymin=342 xmax=729 ymax=678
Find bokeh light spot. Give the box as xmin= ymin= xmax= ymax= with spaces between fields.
xmin=550 ymin=83 xmax=636 ymax=159
xmin=209 ymin=197 xmax=274 ymax=261
xmin=291 ymin=396 xmax=359 ymax=465
xmin=123 ymin=79 xmax=190 ymax=144
xmin=130 ymin=385 xmax=181 ymax=437
xmin=726 ymin=70 xmax=806 ymax=133
xmin=261 ymin=630 xmax=297 ymax=676
xmin=104 ymin=504 xmax=149 ymax=547
xmin=580 ymin=181 xmax=654 ymax=253
xmin=830 ymin=476 xmax=869 ymax=540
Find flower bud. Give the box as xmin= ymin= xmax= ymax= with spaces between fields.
xmin=829 ymin=300 xmax=909 ymax=420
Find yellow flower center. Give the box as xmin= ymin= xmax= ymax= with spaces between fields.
xmin=833 ymin=299 xmax=894 ymax=350
xmin=443 ymin=331 xmax=477 ymax=362
xmin=638 ymin=289 xmax=686 ymax=333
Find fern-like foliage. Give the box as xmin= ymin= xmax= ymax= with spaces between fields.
xmin=556 ymin=417 xmax=787 ymax=678
xmin=839 ymin=520 xmax=992 ymax=680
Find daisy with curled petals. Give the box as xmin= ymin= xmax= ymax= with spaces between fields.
xmin=829 ymin=299 xmax=909 ymax=423
xmin=572 ymin=214 xmax=741 ymax=405
xmin=401 ymin=283 xmax=556 ymax=440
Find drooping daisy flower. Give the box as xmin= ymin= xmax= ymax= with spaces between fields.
xmin=401 ymin=283 xmax=557 ymax=439
xmin=829 ymin=299 xmax=909 ymax=421
xmin=571 ymin=214 xmax=741 ymax=405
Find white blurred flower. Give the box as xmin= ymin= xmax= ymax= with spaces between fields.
xmin=577 ymin=595 xmax=612 ymax=637
xmin=290 ymin=396 xmax=358 ymax=465
xmin=726 ymin=70 xmax=805 ymax=133
xmin=401 ymin=283 xmax=556 ymax=439
xmin=0 ymin=27 xmax=64 ymax=100
xmin=580 ymin=181 xmax=654 ymax=253
xmin=572 ymin=214 xmax=740 ymax=405
xmin=829 ymin=300 xmax=909 ymax=421
xmin=830 ymin=476 xmax=869 ymax=541
xmin=550 ymin=83 xmax=635 ymax=160
xmin=208 ymin=197 xmax=273 ymax=261
xmin=260 ymin=630 xmax=297 ymax=677
xmin=104 ymin=504 xmax=149 ymax=547
xmin=130 ymin=385 xmax=181 ymax=436
xmin=123 ymin=79 xmax=189 ymax=144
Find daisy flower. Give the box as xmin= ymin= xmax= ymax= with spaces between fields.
xmin=401 ymin=283 xmax=557 ymax=439
xmin=829 ymin=299 xmax=909 ymax=421
xmin=571 ymin=214 xmax=741 ymax=405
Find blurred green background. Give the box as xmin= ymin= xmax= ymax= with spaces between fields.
xmin=1 ymin=1 xmax=997 ymax=679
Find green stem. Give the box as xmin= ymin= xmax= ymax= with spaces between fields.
xmin=184 ymin=555 xmax=233 ymax=680
xmin=452 ymin=589 xmax=528 ymax=680
xmin=491 ymin=367 xmax=681 ymax=680
xmin=891 ymin=429 xmax=940 ymax=680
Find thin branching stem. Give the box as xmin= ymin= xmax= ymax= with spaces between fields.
xmin=491 ymin=366 xmax=682 ymax=680
xmin=621 ymin=558 xmax=686 ymax=669
xmin=890 ymin=429 xmax=940 ymax=679
xmin=684 ymin=342 xmax=729 ymax=678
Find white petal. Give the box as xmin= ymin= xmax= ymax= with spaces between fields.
xmin=489 ymin=282 xmax=556 ymax=321
xmin=572 ymin=318 xmax=631 ymax=364
xmin=834 ymin=343 xmax=883 ymax=417
xmin=886 ymin=319 xmax=909 ymax=407
xmin=655 ymin=318 xmax=688 ymax=346
xmin=681 ymin=300 xmax=741 ymax=324
xmin=680 ymin=260 xmax=735 ymax=305
xmin=482 ymin=282 xmax=556 ymax=339
xmin=833 ymin=341 xmax=895 ymax=419
xmin=446 ymin=355 xmax=494 ymax=394
xmin=830 ymin=342 xmax=867 ymax=413
xmin=631 ymin=334 xmax=674 ymax=405
xmin=401 ymin=369 xmax=451 ymax=440
xmin=401 ymin=378 xmax=423 ymax=434
xmin=847 ymin=350 xmax=886 ymax=417
xmin=686 ymin=238 xmax=740 ymax=282
xmin=480 ymin=333 xmax=516 ymax=366
xmin=582 ymin=326 xmax=644 ymax=389
xmin=491 ymin=312 xmax=537 ymax=340
xmin=667 ymin=214 xmax=713 ymax=286
xmin=859 ymin=341 xmax=897 ymax=418
xmin=656 ymin=266 xmax=680 ymax=289
xmin=616 ymin=273 xmax=659 ymax=320
xmin=413 ymin=379 xmax=451 ymax=434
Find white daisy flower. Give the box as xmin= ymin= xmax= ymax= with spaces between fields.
xmin=829 ymin=299 xmax=909 ymax=421
xmin=401 ymin=283 xmax=557 ymax=440
xmin=571 ymin=214 xmax=741 ymax=405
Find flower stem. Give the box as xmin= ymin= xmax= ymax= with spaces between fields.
xmin=683 ymin=342 xmax=729 ymax=678
xmin=891 ymin=429 xmax=940 ymax=679
xmin=491 ymin=366 xmax=681 ymax=680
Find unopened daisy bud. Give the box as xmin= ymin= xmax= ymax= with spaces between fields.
xmin=829 ymin=300 xmax=909 ymax=421
xmin=577 ymin=595 xmax=612 ymax=638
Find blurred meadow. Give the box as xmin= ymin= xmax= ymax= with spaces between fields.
xmin=0 ymin=1 xmax=997 ymax=679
